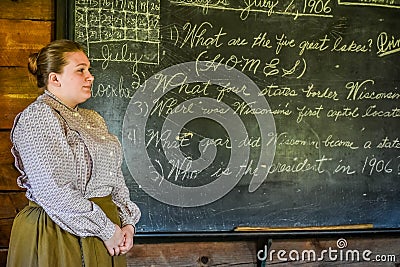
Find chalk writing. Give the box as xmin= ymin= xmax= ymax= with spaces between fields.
xmin=151 ymin=98 xmax=194 ymax=116
xmin=146 ymin=129 xmax=191 ymax=149
xmin=233 ymin=101 xmax=292 ymax=116
xmin=331 ymin=37 xmax=371 ymax=53
xmin=269 ymin=155 xmax=332 ymax=174
xmin=180 ymin=22 xmax=226 ymax=48
xmin=72 ymin=0 xmax=400 ymax=231
xmin=93 ymin=76 xmax=136 ymax=98
xmin=362 ymin=105 xmax=400 ymax=118
xmin=301 ymin=84 xmax=339 ymax=101
xmin=258 ymin=84 xmax=298 ymax=97
xmin=326 ymin=107 xmax=359 ymax=121
xmin=333 ymin=160 xmax=356 ymax=175
xmin=171 ymin=0 xmax=334 ymax=20
xmin=377 ymin=32 xmax=400 ymax=57
xmin=322 ymin=135 xmax=359 ymax=150
xmin=75 ymin=0 xmax=160 ymax=65
xmin=377 ymin=137 xmax=400 ymax=149
xmin=298 ymin=35 xmax=330 ymax=55
xmin=362 ymin=155 xmax=395 ymax=175
xmin=338 ymin=0 xmax=400 ymax=9
xmin=346 ymin=79 xmax=400 ymax=101
xmin=266 ymin=132 xmax=320 ymax=149
xmin=296 ymin=105 xmax=324 ymax=123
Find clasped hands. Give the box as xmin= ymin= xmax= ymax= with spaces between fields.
xmin=104 ymin=224 xmax=135 ymax=256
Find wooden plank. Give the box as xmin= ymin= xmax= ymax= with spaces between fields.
xmin=0 ymin=164 xmax=21 ymax=191
xmin=0 ymin=235 xmax=399 ymax=265
xmin=0 ymin=193 xmax=26 ymax=248
xmin=0 ymin=67 xmax=40 ymax=129
xmin=0 ymin=0 xmax=54 ymax=21
xmin=0 ymin=248 xmax=7 ymax=266
xmin=127 ymin=241 xmax=257 ymax=266
xmin=0 ymin=93 xmax=37 ymax=130
xmin=0 ymin=67 xmax=39 ymax=94
xmin=0 ymin=192 xmax=27 ymax=220
xmin=0 ymin=19 xmax=52 ymax=67
xmin=0 ymin=219 xmax=13 ymax=248
xmin=264 ymin=237 xmax=400 ymax=266
xmin=0 ymin=133 xmax=13 ymax=165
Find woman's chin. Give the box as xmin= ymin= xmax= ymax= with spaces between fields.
xmin=79 ymin=91 xmax=92 ymax=103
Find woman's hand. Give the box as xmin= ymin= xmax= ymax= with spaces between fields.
xmin=119 ymin=225 xmax=135 ymax=255
xmin=103 ymin=224 xmax=125 ymax=256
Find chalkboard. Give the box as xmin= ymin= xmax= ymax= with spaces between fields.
xmin=60 ymin=0 xmax=400 ymax=233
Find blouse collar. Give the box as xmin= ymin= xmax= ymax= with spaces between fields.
xmin=44 ymin=90 xmax=79 ymax=112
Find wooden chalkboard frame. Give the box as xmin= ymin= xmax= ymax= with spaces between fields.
xmin=55 ymin=0 xmax=73 ymax=40
xmin=55 ymin=0 xmax=400 ymax=237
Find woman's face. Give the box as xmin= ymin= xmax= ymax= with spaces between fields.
xmin=56 ymin=51 xmax=94 ymax=108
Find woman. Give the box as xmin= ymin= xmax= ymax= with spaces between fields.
xmin=7 ymin=39 xmax=141 ymax=267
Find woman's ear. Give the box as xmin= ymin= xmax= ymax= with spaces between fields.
xmin=48 ymin=72 xmax=61 ymax=87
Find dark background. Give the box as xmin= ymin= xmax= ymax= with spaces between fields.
xmin=62 ymin=0 xmax=400 ymax=233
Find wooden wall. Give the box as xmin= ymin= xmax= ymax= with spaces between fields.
xmin=0 ymin=1 xmax=399 ymax=266
xmin=0 ymin=0 xmax=53 ymax=265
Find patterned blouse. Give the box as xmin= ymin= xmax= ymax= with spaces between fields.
xmin=11 ymin=91 xmax=141 ymax=241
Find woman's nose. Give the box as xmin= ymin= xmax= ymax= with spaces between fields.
xmin=87 ymin=72 xmax=94 ymax=81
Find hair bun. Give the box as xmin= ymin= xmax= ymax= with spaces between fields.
xmin=28 ymin=52 xmax=40 ymax=75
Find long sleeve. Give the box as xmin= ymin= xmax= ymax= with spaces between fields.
xmin=11 ymin=102 xmax=116 ymax=241
xmin=112 ymin=163 xmax=141 ymax=227
xmin=88 ymin=110 xmax=141 ymax=227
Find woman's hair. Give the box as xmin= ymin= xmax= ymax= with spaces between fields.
xmin=28 ymin=39 xmax=85 ymax=88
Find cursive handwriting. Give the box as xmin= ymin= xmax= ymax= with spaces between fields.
xmin=240 ymin=0 xmax=279 ymax=20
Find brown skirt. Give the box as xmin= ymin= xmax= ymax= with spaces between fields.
xmin=6 ymin=195 xmax=127 ymax=267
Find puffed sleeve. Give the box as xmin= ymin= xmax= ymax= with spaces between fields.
xmin=11 ymin=103 xmax=116 ymax=241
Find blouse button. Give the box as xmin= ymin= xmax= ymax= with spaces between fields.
xmin=101 ymin=136 xmax=106 ymax=140
xmin=73 ymin=113 xmax=79 ymax=117
xmin=110 ymin=171 xmax=113 ymax=176
xmin=86 ymin=125 xmax=91 ymax=129
xmin=110 ymin=152 xmax=114 ymax=156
